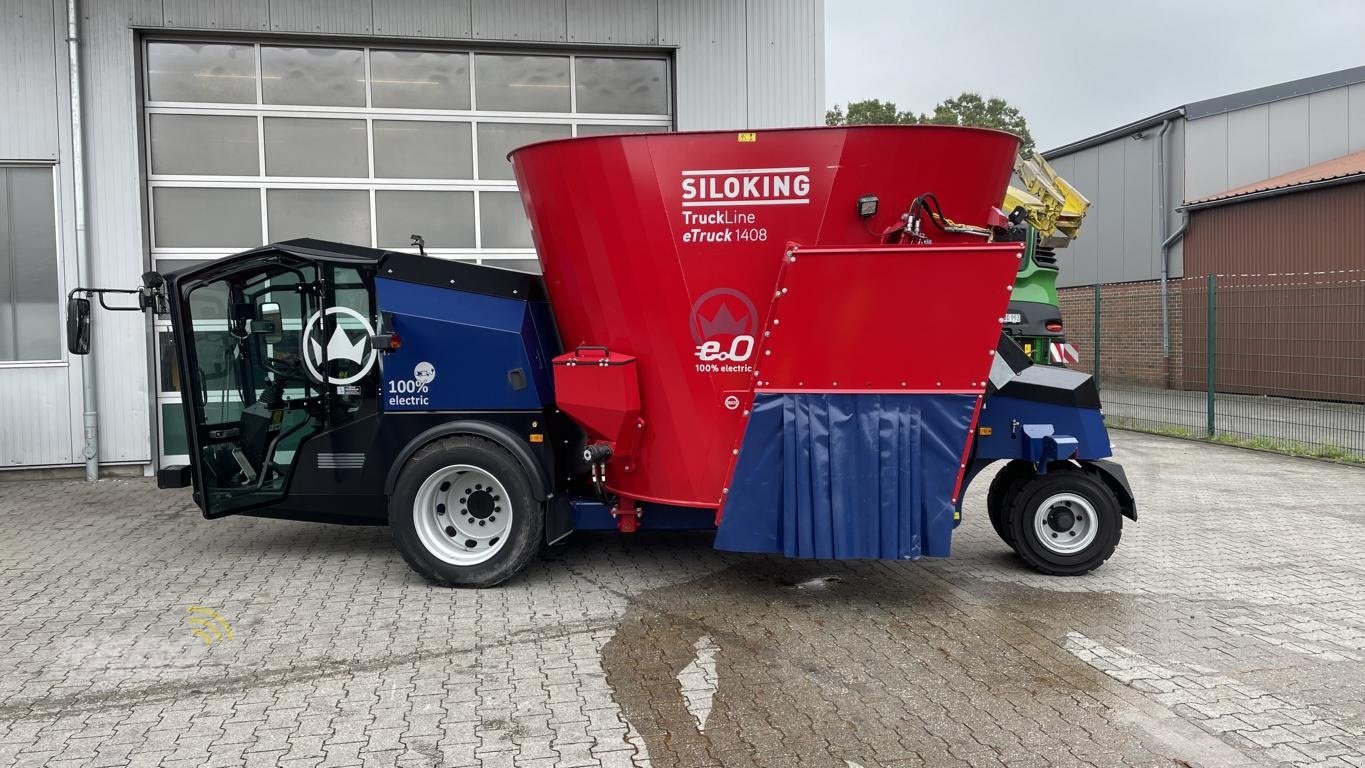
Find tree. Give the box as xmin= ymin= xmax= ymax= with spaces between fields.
xmin=824 ymin=99 xmax=914 ymax=126
xmin=826 ymin=92 xmax=1035 ymax=155
xmin=919 ymin=92 xmax=1035 ymax=155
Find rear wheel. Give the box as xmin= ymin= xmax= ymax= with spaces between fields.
xmin=986 ymin=460 xmax=1034 ymax=549
xmin=1006 ymin=466 xmax=1122 ymax=576
xmin=390 ymin=436 xmax=543 ymax=587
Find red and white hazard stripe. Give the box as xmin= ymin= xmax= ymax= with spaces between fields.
xmin=1050 ymin=342 xmax=1079 ymax=365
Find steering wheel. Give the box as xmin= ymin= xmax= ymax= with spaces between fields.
xmin=262 ymin=353 xmax=305 ymax=381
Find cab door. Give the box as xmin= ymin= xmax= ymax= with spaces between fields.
xmin=169 ymin=255 xmax=378 ymax=517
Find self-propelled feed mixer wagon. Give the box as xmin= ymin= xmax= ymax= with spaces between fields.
xmin=69 ymin=125 xmax=1135 ymax=587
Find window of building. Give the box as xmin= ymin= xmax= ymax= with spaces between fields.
xmin=0 ymin=166 xmax=60 ymax=362
xmin=144 ymin=40 xmax=672 ymax=266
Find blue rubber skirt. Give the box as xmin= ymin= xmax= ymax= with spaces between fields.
xmin=715 ymin=393 xmax=976 ymax=560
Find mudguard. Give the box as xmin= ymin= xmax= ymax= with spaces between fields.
xmin=1084 ymin=459 xmax=1137 ymax=521
xmin=383 ymin=420 xmax=553 ymax=501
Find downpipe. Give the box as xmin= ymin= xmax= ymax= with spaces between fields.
xmin=67 ymin=0 xmax=98 ymax=481
xmin=1160 ymin=220 xmax=1188 ymax=357
xmin=1155 ymin=117 xmax=1188 ymax=362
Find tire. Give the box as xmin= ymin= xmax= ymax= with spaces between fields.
xmin=1006 ymin=466 xmax=1122 ymax=576
xmin=986 ymin=460 xmax=1034 ymax=550
xmin=390 ymin=436 xmax=544 ymax=588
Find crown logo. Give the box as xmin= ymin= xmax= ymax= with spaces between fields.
xmin=311 ymin=325 xmax=368 ymax=365
xmin=698 ymin=302 xmax=751 ymax=338
xmin=689 ymin=288 xmax=758 ymax=343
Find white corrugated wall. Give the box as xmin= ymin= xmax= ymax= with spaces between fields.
xmin=372 ymin=0 xmax=472 ymax=38
xmin=471 ymin=0 xmax=567 ymax=41
xmin=0 ymin=0 xmax=84 ymax=468
xmin=744 ymin=0 xmax=822 ymax=129
xmin=84 ymin=0 xmax=161 ymax=465
xmin=1 ymin=0 xmax=824 ymax=471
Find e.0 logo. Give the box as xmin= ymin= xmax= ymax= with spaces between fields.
xmin=695 ymin=335 xmax=754 ymax=362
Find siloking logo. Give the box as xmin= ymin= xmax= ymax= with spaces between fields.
xmin=689 ymin=288 xmax=758 ymax=373
xmin=303 ymin=306 xmax=378 ymax=386
xmin=680 ymin=166 xmax=812 ymax=207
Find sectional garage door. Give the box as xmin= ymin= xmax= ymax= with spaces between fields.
xmin=144 ymin=38 xmax=672 ymax=462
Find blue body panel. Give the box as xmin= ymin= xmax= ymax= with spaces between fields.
xmin=716 ymin=393 xmax=976 ymax=560
xmin=374 ymin=277 xmax=556 ymax=411
xmin=972 ymin=395 xmax=1112 ymax=463
xmin=570 ymin=500 xmax=717 ymax=531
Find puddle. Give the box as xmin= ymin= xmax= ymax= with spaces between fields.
xmin=598 ymin=560 xmax=1191 ymax=767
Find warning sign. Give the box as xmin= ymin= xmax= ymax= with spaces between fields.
xmin=1050 ymin=342 xmax=1080 ymax=365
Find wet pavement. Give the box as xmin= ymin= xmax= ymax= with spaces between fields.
xmin=2 ymin=430 xmax=1365 ymax=767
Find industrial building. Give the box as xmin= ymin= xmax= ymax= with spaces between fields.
xmin=1045 ymin=66 xmax=1365 ymax=402
xmin=1044 ymin=64 xmax=1365 ymax=288
xmin=0 ymin=0 xmax=825 ymax=475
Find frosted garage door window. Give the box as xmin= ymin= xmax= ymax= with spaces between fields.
xmin=474 ymin=54 xmax=570 ymax=112
xmin=261 ymin=46 xmax=365 ymax=107
xmin=264 ymin=117 xmax=368 ymax=178
xmin=480 ymin=191 xmax=532 ymax=248
xmin=150 ymin=114 xmax=259 ymax=176
xmin=0 ymin=167 xmax=59 ymax=361
xmin=153 ymin=188 xmax=262 ymax=248
xmin=147 ymin=42 xmax=256 ymax=104
xmin=477 ymin=123 xmax=570 ymax=180
xmin=371 ymin=50 xmax=470 ymax=110
xmin=575 ymin=58 xmax=669 ymax=115
xmin=376 ymin=191 xmax=474 ymax=248
xmin=267 ymin=189 xmax=369 ymax=245
xmin=373 ymin=121 xmax=472 ymax=179
xmin=576 ymin=124 xmax=669 ymax=137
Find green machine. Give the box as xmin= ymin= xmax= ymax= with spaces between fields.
xmin=999 ymin=153 xmax=1090 ymax=366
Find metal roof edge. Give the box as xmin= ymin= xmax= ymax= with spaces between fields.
xmin=1042 ymin=108 xmax=1185 ymax=159
xmin=1185 ymin=65 xmax=1365 ymax=120
xmin=1180 ymin=172 xmax=1365 ymax=212
xmin=1044 ymin=66 xmax=1365 ymax=160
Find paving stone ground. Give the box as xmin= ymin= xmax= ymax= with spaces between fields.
xmin=2 ymin=431 xmax=1364 ymax=767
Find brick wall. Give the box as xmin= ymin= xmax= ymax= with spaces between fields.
xmin=1058 ymin=279 xmax=1186 ymax=389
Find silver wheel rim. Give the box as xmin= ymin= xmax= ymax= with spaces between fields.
xmin=1032 ymin=492 xmax=1098 ymax=555
xmin=413 ymin=464 xmax=512 ymax=566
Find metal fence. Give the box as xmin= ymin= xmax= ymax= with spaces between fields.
xmin=1057 ymin=271 xmax=1365 ymax=463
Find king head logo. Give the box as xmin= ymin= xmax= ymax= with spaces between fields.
xmin=302 ymin=306 xmax=378 ymax=386
xmin=689 ymin=288 xmax=758 ymax=344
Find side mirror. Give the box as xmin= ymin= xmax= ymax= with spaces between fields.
xmin=255 ymin=302 xmax=284 ymax=344
xmin=66 ymin=296 xmax=92 ymax=355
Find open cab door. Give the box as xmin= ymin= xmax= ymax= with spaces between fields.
xmin=164 ymin=249 xmax=378 ymax=518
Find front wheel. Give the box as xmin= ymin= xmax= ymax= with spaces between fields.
xmin=390 ymin=436 xmax=544 ymax=587
xmin=1006 ymin=467 xmax=1122 ymax=576
xmin=986 ymin=460 xmax=1034 ymax=550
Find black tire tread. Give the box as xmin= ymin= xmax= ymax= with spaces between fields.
xmin=986 ymin=460 xmax=1034 ymax=549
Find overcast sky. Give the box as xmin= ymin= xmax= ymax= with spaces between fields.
xmin=825 ymin=0 xmax=1365 ymax=151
